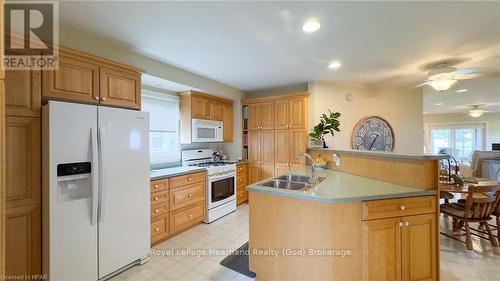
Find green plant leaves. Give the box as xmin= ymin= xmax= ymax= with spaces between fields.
xmin=309 ymin=109 xmax=341 ymax=140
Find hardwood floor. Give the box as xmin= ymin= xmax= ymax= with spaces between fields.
xmin=110 ymin=204 xmax=500 ymax=281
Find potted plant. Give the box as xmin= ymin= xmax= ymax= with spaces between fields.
xmin=309 ymin=110 xmax=341 ymax=148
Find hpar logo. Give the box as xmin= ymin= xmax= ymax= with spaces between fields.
xmin=3 ymin=1 xmax=59 ymax=70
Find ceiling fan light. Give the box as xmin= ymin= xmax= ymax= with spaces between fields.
xmin=428 ymin=79 xmax=457 ymax=91
xmin=469 ymin=109 xmax=484 ymax=118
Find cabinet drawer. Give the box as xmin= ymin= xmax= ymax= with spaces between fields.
xmin=150 ymin=179 xmax=168 ymax=193
xmin=362 ymin=196 xmax=436 ymax=220
xmin=170 ymin=183 xmax=205 ymax=211
xmin=150 ymin=190 xmax=168 ymax=205
xmin=151 ymin=201 xmax=169 ymax=218
xmin=236 ymin=164 xmax=247 ymax=174
xmin=169 ymin=172 xmax=205 ymax=188
xmin=151 ymin=214 xmax=169 ymax=245
xmin=170 ymin=202 xmax=204 ymax=234
xmin=237 ymin=190 xmax=248 ymax=205
xmin=236 ymin=174 xmax=247 ymax=187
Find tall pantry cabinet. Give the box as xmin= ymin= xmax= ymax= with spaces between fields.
xmin=242 ymin=93 xmax=309 ymax=184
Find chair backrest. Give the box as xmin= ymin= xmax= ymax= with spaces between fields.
xmin=463 ymin=183 xmax=500 ymax=220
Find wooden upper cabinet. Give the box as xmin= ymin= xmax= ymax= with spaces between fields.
xmin=209 ymin=101 xmax=223 ymax=121
xmin=247 ymin=104 xmax=260 ymax=130
xmin=362 ymin=217 xmax=402 ymax=281
xmin=191 ymin=96 xmax=208 ymax=119
xmin=42 ymin=51 xmax=99 ymax=104
xmin=289 ymin=97 xmax=306 ymax=129
xmin=274 ymin=99 xmax=289 ymax=129
xmin=5 ymin=69 xmax=41 ymax=117
xmin=99 ymin=67 xmax=141 ymax=110
xmin=401 ymin=214 xmax=436 ymax=281
xmin=222 ymin=103 xmax=233 ymax=142
xmin=5 ymin=116 xmax=40 ymax=208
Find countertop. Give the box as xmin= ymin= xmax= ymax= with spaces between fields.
xmin=247 ymin=166 xmax=436 ymax=203
xmin=150 ymin=166 xmax=206 ymax=180
xmin=308 ymin=148 xmax=448 ymax=160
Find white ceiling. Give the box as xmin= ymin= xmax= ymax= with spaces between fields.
xmin=423 ymin=76 xmax=500 ymax=114
xmin=59 ymin=1 xmax=500 ymax=91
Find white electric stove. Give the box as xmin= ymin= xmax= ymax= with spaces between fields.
xmin=181 ymin=149 xmax=236 ymax=223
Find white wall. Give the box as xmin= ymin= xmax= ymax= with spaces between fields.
xmin=60 ymin=25 xmax=246 ymax=159
xmin=308 ymin=81 xmax=424 ymax=154
xmin=423 ymin=112 xmax=500 ymax=151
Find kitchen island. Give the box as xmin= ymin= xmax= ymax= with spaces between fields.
xmin=248 ymin=150 xmax=445 ymax=281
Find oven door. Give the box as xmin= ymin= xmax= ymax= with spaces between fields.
xmin=207 ymin=174 xmax=235 ymax=209
xmin=192 ymin=119 xmax=223 ymax=143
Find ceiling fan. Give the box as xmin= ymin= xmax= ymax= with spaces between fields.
xmin=417 ymin=61 xmax=481 ymax=92
xmin=468 ymin=104 xmax=489 ymax=118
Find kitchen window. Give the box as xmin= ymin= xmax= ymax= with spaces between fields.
xmin=142 ymin=90 xmax=180 ymax=165
xmin=426 ymin=123 xmax=485 ymax=163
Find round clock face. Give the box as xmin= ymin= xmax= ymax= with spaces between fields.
xmin=352 ymin=116 xmax=394 ymax=151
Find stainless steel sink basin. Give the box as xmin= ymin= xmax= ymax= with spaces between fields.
xmin=260 ymin=180 xmax=307 ymax=190
xmin=277 ymin=175 xmax=312 ymax=183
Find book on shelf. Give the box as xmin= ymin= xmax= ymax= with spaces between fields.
xmin=242 ymin=106 xmax=248 ymax=119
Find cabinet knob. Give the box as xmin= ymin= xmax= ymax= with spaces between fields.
xmin=154 ymin=185 xmax=159 ymax=189
xmin=404 ymin=221 xmax=410 ymax=227
xmin=239 ymin=178 xmax=243 ymax=182
xmin=399 ymin=222 xmax=404 ymax=227
xmin=155 ymin=228 xmax=160 ymax=232
xmin=399 ymin=205 xmax=405 ymax=211
xmin=101 ymin=97 xmax=107 ymax=101
xmin=188 ymin=177 xmax=192 ymax=181
xmin=154 ymin=197 xmax=159 ymax=201
xmin=94 ymin=96 xmax=99 ymax=101
xmin=239 ymin=194 xmax=243 ymax=197
xmin=188 ymin=193 xmax=193 ymax=198
xmin=154 ymin=209 xmax=159 ymax=213
xmin=188 ymin=214 xmax=193 ymax=218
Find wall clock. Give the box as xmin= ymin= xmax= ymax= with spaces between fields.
xmin=351 ymin=116 xmax=395 ymax=151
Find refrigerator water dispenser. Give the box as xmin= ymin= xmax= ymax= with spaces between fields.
xmin=57 ymin=162 xmax=92 ymax=203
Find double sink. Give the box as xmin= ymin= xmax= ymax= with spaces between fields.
xmin=259 ymin=175 xmax=326 ymax=191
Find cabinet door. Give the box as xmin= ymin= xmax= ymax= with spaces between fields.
xmin=248 ymin=131 xmax=261 ymax=164
xmin=259 ymin=102 xmax=274 ymax=130
xmin=42 ymin=52 xmax=99 ymax=104
xmin=5 ymin=204 xmax=41 ymax=278
xmin=275 ymin=130 xmax=290 ymax=168
xmin=362 ymin=217 xmax=402 ymax=281
xmin=274 ymin=99 xmax=289 ymax=129
xmin=260 ymin=165 xmax=275 ymax=181
xmin=248 ymin=164 xmax=261 ymax=184
xmin=5 ymin=116 xmax=40 ymax=207
xmin=192 ymin=97 xmax=209 ymax=119
xmin=289 ymin=129 xmax=307 ymax=166
xmin=209 ymin=101 xmax=223 ymax=121
xmin=289 ymin=97 xmax=306 ymax=129
xmin=5 ymin=69 xmax=41 ymax=117
xmin=247 ymin=104 xmax=260 ymax=130
xmin=401 ymin=214 xmax=437 ymax=281
xmin=222 ymin=103 xmax=233 ymax=142
xmin=260 ymin=130 xmax=275 ymax=167
xmin=275 ymin=166 xmax=290 ymax=177
xmin=99 ymin=67 xmax=141 ymax=109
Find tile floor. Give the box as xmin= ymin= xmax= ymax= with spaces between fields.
xmin=112 ymin=203 xmax=500 ymax=281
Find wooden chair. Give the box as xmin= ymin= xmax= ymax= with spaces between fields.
xmin=440 ymin=183 xmax=500 ymax=253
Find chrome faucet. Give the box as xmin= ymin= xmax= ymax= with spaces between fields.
xmin=296 ymin=152 xmax=318 ymax=185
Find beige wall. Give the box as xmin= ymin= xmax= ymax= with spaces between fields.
xmin=308 ymin=81 xmax=424 ymax=154
xmin=60 ymin=25 xmax=245 ymax=159
xmin=246 ymin=83 xmax=308 ymax=99
xmin=423 ymin=112 xmax=500 ymax=151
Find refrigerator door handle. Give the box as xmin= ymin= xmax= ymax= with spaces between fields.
xmin=91 ymin=127 xmax=99 ymax=225
xmin=98 ymin=126 xmax=104 ymax=223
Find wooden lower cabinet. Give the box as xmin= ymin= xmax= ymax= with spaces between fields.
xmin=362 ymin=212 xmax=437 ymax=281
xmin=236 ymin=163 xmax=248 ymax=205
xmin=150 ymin=171 xmax=206 ymax=246
xmin=248 ymin=164 xmax=274 ymax=184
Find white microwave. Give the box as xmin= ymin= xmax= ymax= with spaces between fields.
xmin=192 ymin=119 xmax=223 ymax=142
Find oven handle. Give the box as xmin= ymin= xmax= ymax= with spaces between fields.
xmin=208 ymin=174 xmax=236 ymax=182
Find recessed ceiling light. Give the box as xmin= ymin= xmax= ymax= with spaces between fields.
xmin=328 ymin=61 xmax=341 ymax=69
xmin=434 ymin=102 xmax=444 ymax=106
xmin=456 ymin=89 xmax=468 ymax=93
xmin=302 ymin=19 xmax=320 ymax=33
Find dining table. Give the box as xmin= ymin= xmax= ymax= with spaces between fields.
xmin=439 ymin=180 xmax=499 ymax=199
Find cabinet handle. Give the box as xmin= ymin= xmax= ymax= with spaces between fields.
xmin=154 ymin=209 xmax=159 ymax=213
xmin=399 ymin=222 xmax=404 ymax=227
xmin=400 ymin=205 xmax=405 ymax=211
xmin=404 ymin=221 xmax=410 ymax=227
xmin=94 ymin=96 xmax=99 ymax=101
xmin=239 ymin=194 xmax=243 ymax=197
xmin=239 ymin=178 xmax=243 ymax=182
xmin=188 ymin=214 xmax=193 ymax=218
xmin=155 ymin=228 xmax=160 ymax=232
xmin=154 ymin=197 xmax=159 ymax=201
xmin=154 ymin=185 xmax=160 ymax=189
xmin=188 ymin=193 xmax=193 ymax=198
xmin=188 ymin=177 xmax=192 ymax=181
xmin=101 ymin=97 xmax=107 ymax=101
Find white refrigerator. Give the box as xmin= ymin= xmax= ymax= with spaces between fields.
xmin=42 ymin=101 xmax=150 ymax=280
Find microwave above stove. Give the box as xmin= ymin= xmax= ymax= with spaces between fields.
xmin=192 ymin=119 xmax=223 ymax=143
